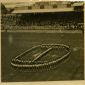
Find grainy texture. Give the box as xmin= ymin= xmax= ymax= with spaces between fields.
xmin=1 ymin=1 xmax=84 ymax=82
xmin=1 ymin=32 xmax=84 ymax=81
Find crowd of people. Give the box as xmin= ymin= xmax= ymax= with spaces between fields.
xmin=11 ymin=44 xmax=71 ymax=72
xmin=1 ymin=12 xmax=84 ymax=31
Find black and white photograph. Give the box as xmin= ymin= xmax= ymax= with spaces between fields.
xmin=1 ymin=0 xmax=84 ymax=82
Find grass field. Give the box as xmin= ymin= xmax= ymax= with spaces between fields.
xmin=1 ymin=32 xmax=84 ymax=82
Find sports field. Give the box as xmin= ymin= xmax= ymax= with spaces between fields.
xmin=1 ymin=31 xmax=84 ymax=82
